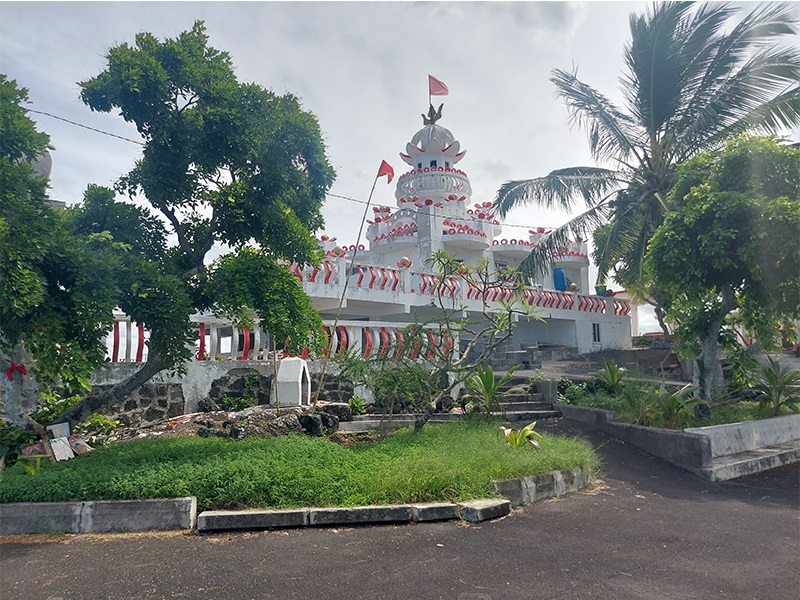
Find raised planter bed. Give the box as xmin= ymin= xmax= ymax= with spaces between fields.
xmin=557 ymin=404 xmax=800 ymax=480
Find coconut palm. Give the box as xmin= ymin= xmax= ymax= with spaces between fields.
xmin=493 ymin=2 xmax=800 ymax=309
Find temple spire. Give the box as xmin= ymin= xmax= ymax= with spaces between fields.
xmin=422 ymin=103 xmax=444 ymax=126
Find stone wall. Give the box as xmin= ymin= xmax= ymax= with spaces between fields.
xmin=89 ymin=383 xmax=185 ymax=428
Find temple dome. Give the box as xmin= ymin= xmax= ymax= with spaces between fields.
xmin=410 ymin=124 xmax=456 ymax=152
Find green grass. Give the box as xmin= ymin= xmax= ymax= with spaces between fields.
xmin=0 ymin=423 xmax=599 ymax=511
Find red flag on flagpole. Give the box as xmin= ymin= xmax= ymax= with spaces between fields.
xmin=428 ymin=75 xmax=449 ymax=96
xmin=377 ymin=160 xmax=394 ymax=184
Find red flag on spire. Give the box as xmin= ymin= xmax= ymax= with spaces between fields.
xmin=377 ymin=160 xmax=394 ymax=184
xmin=428 ymin=75 xmax=449 ymax=96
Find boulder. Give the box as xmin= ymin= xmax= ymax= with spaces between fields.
xmin=317 ymin=402 xmax=353 ymax=422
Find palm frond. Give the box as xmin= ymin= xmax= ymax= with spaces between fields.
xmin=674 ymin=4 xmax=800 ymax=159
xmin=550 ymin=69 xmax=643 ymax=165
xmin=492 ymin=166 xmax=623 ymax=218
xmin=517 ymin=204 xmax=610 ymax=279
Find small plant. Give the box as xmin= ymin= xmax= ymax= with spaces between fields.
xmin=219 ymin=393 xmax=257 ymax=412
xmin=621 ymin=386 xmax=657 ymax=426
xmin=650 ymin=385 xmax=700 ymax=429
xmin=461 ymin=364 xmax=520 ymax=416
xmin=559 ymin=382 xmax=589 ymax=405
xmin=244 ymin=371 xmax=262 ymax=389
xmin=753 ymin=356 xmax=800 ymax=416
xmin=16 ymin=456 xmax=43 ymax=476
xmin=74 ymin=414 xmax=123 ymax=442
xmin=592 ymin=360 xmax=626 ymax=395
xmin=348 ymin=396 xmax=367 ymax=416
xmin=500 ymin=422 xmax=542 ymax=449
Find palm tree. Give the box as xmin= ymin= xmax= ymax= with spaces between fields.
xmin=493 ymin=2 xmax=800 ymax=318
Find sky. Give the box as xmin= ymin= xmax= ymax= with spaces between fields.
xmin=2 ymin=1 xmax=798 ymax=334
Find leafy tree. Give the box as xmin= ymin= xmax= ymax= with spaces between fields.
xmin=646 ymin=136 xmax=800 ymax=399
xmin=492 ymin=2 xmax=800 ymax=320
xmin=3 ymin=22 xmax=335 ymax=435
xmin=0 ymin=77 xmax=140 ymax=435
xmin=53 ymin=21 xmax=334 ymax=425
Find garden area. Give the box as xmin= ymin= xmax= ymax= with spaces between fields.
xmin=557 ymin=355 xmax=800 ymax=430
xmin=0 ymin=421 xmax=599 ymax=511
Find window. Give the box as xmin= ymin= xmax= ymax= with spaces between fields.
xmin=592 ymin=323 xmax=601 ymax=344
xmin=430 ymin=160 xmax=437 ymax=168
xmin=417 ymin=162 xmax=422 ymax=170
xmin=445 ymin=161 xmax=450 ymax=168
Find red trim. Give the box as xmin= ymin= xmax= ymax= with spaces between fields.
xmin=241 ymin=326 xmax=250 ymax=360
xmin=391 ymin=269 xmax=400 ymax=291
xmin=368 ymin=266 xmax=377 ymax=289
xmin=363 ymin=327 xmax=373 ymax=358
xmin=379 ymin=327 xmax=389 ymax=357
xmin=198 ymin=323 xmax=206 ymax=360
xmin=356 ymin=265 xmax=365 ymax=287
xmin=395 ymin=328 xmax=405 ymax=358
xmin=324 ymin=261 xmax=333 ymax=284
xmin=136 ymin=322 xmax=145 ymax=362
xmin=112 ymin=321 xmax=120 ymax=362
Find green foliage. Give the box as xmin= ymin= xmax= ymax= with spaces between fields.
xmin=592 ymin=360 xmax=626 ymax=395
xmin=219 ymin=393 xmax=257 ymax=412
xmin=461 ymin=364 xmax=520 ymax=416
xmin=348 ymin=396 xmax=367 ymax=416
xmin=647 ymin=136 xmax=800 ymax=398
xmin=647 ymin=385 xmax=700 ymax=429
xmin=0 ymin=423 xmax=599 ymax=510
xmin=29 ymin=392 xmax=82 ymax=425
xmin=77 ymin=21 xmax=334 ymax=368
xmin=500 ymin=422 xmax=542 ymax=449
xmin=244 ymin=371 xmax=262 ymax=389
xmin=73 ymin=414 xmax=123 ymax=437
xmin=372 ymin=365 xmax=437 ymax=414
xmin=753 ymin=357 xmax=800 ymax=416
xmin=15 ymin=456 xmax=43 ymax=477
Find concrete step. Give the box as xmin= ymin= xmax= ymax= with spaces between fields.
xmin=499 ymin=401 xmax=553 ymax=411
xmin=705 ymin=441 xmax=800 ymax=481
xmin=492 ymin=410 xmax=562 ymax=421
xmin=503 ymin=392 xmax=545 ymax=403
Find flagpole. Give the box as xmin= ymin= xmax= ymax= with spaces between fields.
xmin=312 ymin=172 xmax=382 ymax=407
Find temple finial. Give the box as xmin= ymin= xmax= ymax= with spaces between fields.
xmin=422 ymin=103 xmax=444 ymax=125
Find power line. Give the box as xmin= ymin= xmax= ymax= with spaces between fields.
xmin=326 ymin=192 xmax=552 ymax=233
xmin=28 ymin=108 xmax=565 ymax=236
xmin=27 ymin=109 xmax=145 ymax=146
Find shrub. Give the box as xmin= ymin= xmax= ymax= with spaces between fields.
xmin=348 ymin=396 xmax=367 ymax=416
xmin=753 ymin=356 xmax=800 ymax=416
xmin=219 ymin=393 xmax=257 ymax=412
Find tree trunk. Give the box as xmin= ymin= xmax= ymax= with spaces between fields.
xmin=2 ymin=345 xmax=45 ymax=436
xmin=693 ymin=286 xmax=736 ymax=400
xmin=654 ymin=304 xmax=670 ymax=335
xmin=56 ymin=352 xmax=167 ymax=427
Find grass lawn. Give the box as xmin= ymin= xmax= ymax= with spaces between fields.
xmin=0 ymin=422 xmax=599 ymax=511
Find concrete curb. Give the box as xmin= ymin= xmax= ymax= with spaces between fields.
xmin=0 ymin=497 xmax=196 ymax=535
xmin=1 ymin=469 xmax=589 ymax=535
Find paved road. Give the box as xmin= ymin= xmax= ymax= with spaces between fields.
xmin=1 ymin=419 xmax=798 ymax=600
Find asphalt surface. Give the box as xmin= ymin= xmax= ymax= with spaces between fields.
xmin=1 ymin=418 xmax=798 ymax=600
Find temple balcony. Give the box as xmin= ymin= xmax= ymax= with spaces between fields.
xmin=395 ymin=167 xmax=472 ymax=200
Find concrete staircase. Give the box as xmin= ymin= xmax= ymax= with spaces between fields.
xmin=492 ymin=374 xmax=561 ymax=422
xmin=338 ymin=373 xmax=561 ymax=433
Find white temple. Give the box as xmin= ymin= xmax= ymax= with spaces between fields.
xmin=108 ymin=105 xmax=633 ymax=367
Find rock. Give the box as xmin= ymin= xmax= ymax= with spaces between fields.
xmin=317 ymin=402 xmax=353 ymax=422
xmin=299 ymin=414 xmax=324 ymax=436
xmin=230 ymin=413 xmax=303 ymax=440
xmin=318 ymin=411 xmax=340 ymax=433
xmin=198 ymin=397 xmax=219 ymax=412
